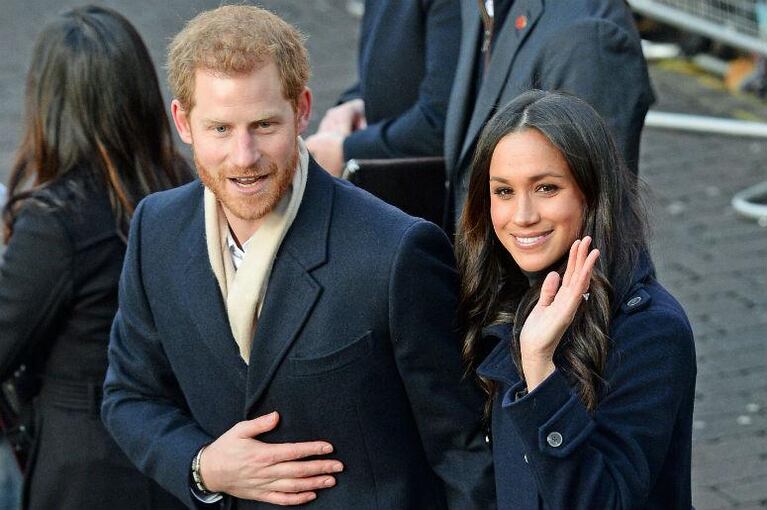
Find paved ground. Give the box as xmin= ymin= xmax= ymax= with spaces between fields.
xmin=0 ymin=1 xmax=765 ymax=509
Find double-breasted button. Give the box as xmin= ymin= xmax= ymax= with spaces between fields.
xmin=523 ymin=453 xmax=529 ymax=464
xmin=484 ymin=434 xmax=491 ymax=444
xmin=627 ymin=296 xmax=642 ymax=307
xmin=546 ymin=431 xmax=563 ymax=448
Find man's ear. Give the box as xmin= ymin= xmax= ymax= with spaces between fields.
xmin=295 ymin=87 xmax=312 ymax=135
xmin=171 ymin=99 xmax=193 ymax=144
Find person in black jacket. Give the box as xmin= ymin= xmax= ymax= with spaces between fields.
xmin=456 ymin=91 xmax=696 ymax=509
xmin=305 ymin=0 xmax=460 ymax=176
xmin=0 ymin=6 xmax=190 ymax=509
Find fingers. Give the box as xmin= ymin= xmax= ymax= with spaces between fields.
xmin=263 ymin=474 xmax=337 ymax=493
xmin=237 ymin=411 xmax=281 ymax=438
xmin=538 ymin=271 xmax=561 ymax=307
xmin=562 ymin=237 xmax=598 ymax=291
xmin=264 ymin=440 xmax=336 ymax=464
xmin=561 ymin=239 xmax=581 ymax=288
xmin=256 ymin=490 xmax=318 ymax=506
xmin=318 ymin=103 xmax=356 ymax=135
xmin=263 ymin=459 xmax=344 ymax=479
xmin=575 ymin=236 xmax=592 ymax=273
xmin=577 ymin=248 xmax=600 ymax=292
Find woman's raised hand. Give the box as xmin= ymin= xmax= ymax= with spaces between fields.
xmin=519 ymin=236 xmax=600 ymax=391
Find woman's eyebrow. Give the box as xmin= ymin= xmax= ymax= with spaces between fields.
xmin=489 ymin=171 xmax=566 ymax=183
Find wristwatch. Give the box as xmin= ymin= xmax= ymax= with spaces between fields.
xmin=191 ymin=445 xmax=223 ymax=503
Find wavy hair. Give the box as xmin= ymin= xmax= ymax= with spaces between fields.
xmin=456 ymin=90 xmax=648 ymax=411
xmin=3 ymin=5 xmax=189 ymax=242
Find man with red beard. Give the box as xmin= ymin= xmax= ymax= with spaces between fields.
xmin=101 ymin=6 xmax=494 ymax=510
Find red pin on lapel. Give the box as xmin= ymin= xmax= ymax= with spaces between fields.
xmin=515 ymin=15 xmax=528 ymax=30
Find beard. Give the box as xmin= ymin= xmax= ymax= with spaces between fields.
xmin=195 ymin=146 xmax=298 ymax=223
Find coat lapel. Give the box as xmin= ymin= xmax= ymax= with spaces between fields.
xmin=179 ymin=190 xmax=248 ymax=392
xmin=458 ymin=0 xmax=543 ymax=170
xmin=445 ymin=0 xmax=481 ymax=174
xmin=244 ymin=161 xmax=332 ymax=414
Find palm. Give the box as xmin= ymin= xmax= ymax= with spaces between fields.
xmin=519 ymin=237 xmax=600 ymax=360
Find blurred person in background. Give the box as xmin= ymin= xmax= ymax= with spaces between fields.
xmin=306 ymin=0 xmax=460 ymax=176
xmin=457 ymin=91 xmax=695 ymax=509
xmin=0 ymin=6 xmax=189 ymax=509
xmin=0 ymin=183 xmax=22 ymax=510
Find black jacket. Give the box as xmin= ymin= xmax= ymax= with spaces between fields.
xmin=0 ymin=168 xmax=184 ymax=510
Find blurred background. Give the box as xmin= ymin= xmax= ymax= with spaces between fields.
xmin=0 ymin=1 xmax=765 ymax=509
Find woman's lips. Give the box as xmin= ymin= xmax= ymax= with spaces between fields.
xmin=512 ymin=230 xmax=553 ymax=248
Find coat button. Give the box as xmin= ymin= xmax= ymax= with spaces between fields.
xmin=546 ymin=431 xmax=563 ymax=448
xmin=627 ymin=296 xmax=642 ymax=307
xmin=484 ymin=434 xmax=491 ymax=444
xmin=523 ymin=453 xmax=529 ymax=464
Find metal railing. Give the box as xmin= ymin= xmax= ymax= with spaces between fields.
xmin=628 ymin=0 xmax=767 ymax=222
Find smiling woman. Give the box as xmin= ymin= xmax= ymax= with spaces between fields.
xmin=488 ymin=129 xmax=585 ymax=273
xmin=456 ymin=90 xmax=696 ymax=509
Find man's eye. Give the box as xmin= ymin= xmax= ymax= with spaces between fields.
xmin=257 ymin=121 xmax=273 ymax=129
xmin=214 ymin=125 xmax=228 ymax=134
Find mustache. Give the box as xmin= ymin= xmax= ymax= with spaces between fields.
xmin=221 ymin=161 xmax=277 ymax=178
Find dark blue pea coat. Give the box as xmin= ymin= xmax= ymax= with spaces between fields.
xmin=478 ymin=257 xmax=696 ymax=509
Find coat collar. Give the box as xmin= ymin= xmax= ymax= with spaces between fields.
xmin=244 ymin=160 xmax=332 ymax=413
xmin=178 ymin=160 xmax=334 ymax=408
xmin=476 ymin=323 xmax=519 ymax=386
xmin=452 ymin=0 xmax=544 ymax=176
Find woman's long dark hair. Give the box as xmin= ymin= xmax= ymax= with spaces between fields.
xmin=457 ymin=90 xmax=648 ymax=411
xmin=3 ymin=5 xmax=189 ymax=242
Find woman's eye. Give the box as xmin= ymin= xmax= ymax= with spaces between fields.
xmin=537 ymin=184 xmax=559 ymax=194
xmin=493 ymin=187 xmax=513 ymax=198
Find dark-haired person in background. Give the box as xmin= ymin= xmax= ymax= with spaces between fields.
xmin=306 ymin=0 xmax=460 ymax=176
xmin=0 ymin=6 xmax=190 ymax=509
xmin=456 ymin=91 xmax=696 ymax=509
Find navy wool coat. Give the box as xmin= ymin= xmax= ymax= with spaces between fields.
xmin=102 ymin=161 xmax=495 ymax=509
xmin=339 ymin=0 xmax=460 ymax=159
xmin=477 ymin=257 xmax=696 ymax=509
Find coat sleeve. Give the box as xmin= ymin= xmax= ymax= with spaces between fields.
xmin=0 ymin=203 xmax=73 ymax=379
xmin=500 ymin=307 xmax=696 ymax=509
xmin=536 ymin=18 xmax=655 ymax=173
xmin=336 ymin=82 xmax=362 ymax=105
xmin=101 ymin=199 xmax=214 ymax=509
xmin=387 ymin=219 xmax=496 ymax=510
xmin=342 ymin=0 xmax=460 ymax=159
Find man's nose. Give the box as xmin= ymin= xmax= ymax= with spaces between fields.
xmin=231 ymin=132 xmax=260 ymax=169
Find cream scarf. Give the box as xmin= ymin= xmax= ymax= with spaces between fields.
xmin=204 ymin=138 xmax=309 ymax=363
